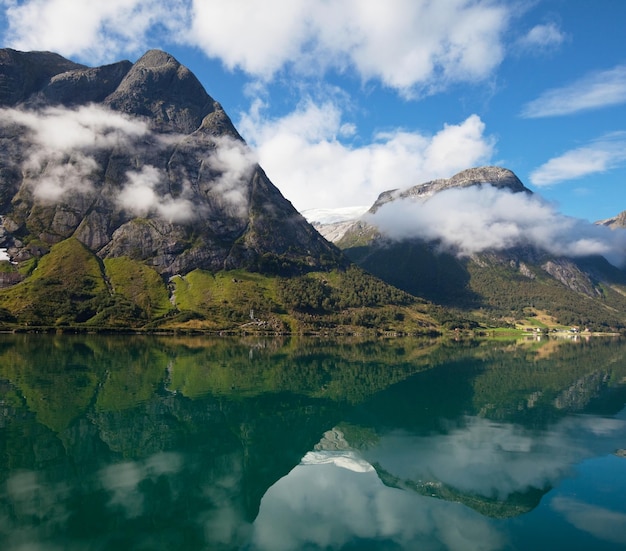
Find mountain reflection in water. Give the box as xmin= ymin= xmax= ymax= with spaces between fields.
xmin=0 ymin=334 xmax=625 ymax=550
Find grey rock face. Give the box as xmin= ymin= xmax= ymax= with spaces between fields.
xmin=541 ymin=258 xmax=601 ymax=297
xmin=0 ymin=48 xmax=342 ymax=277
xmin=40 ymin=60 xmax=133 ymax=106
xmin=104 ymin=49 xmax=217 ymax=134
xmin=0 ymin=48 xmax=85 ymax=105
xmin=370 ymin=166 xmax=529 ymax=213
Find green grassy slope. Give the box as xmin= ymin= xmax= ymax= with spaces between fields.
xmin=0 ymin=237 xmax=440 ymax=334
xmin=0 ymin=238 xmax=109 ymax=325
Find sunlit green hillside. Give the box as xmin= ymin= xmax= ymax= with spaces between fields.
xmin=0 ymin=237 xmax=440 ymax=334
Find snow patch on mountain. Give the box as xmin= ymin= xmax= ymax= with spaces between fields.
xmin=302 ymin=206 xmax=368 ymax=242
xmin=302 ymin=206 xmax=369 ymax=225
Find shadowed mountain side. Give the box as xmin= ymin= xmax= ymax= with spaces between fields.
xmin=337 ymin=167 xmax=626 ymax=331
xmin=345 ymin=240 xmax=479 ymax=308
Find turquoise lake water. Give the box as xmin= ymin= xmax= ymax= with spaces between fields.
xmin=1 ymin=334 xmax=625 ymax=550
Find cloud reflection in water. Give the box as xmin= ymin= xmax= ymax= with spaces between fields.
xmin=250 ymin=411 xmax=626 ymax=550
xmin=250 ymin=449 xmax=506 ymax=551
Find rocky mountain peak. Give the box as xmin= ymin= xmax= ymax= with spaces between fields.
xmin=134 ymin=49 xmax=179 ymax=68
xmin=597 ymin=210 xmax=626 ymax=229
xmin=104 ymin=49 xmax=217 ymax=134
xmin=41 ymin=59 xmax=133 ymax=107
xmin=0 ymin=49 xmax=343 ymax=278
xmin=370 ymin=166 xmax=529 ymax=213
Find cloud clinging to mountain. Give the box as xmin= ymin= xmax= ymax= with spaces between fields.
xmin=0 ymin=105 xmax=258 ymax=221
xmin=369 ymin=185 xmax=626 ymax=266
xmin=0 ymin=104 xmax=150 ymax=201
xmin=205 ymin=135 xmax=258 ymax=217
xmin=117 ymin=165 xmax=197 ymax=222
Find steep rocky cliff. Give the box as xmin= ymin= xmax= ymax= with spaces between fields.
xmin=0 ymin=48 xmax=343 ymax=279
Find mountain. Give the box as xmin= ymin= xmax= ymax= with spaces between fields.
xmin=0 ymin=48 xmax=343 ymax=276
xmin=0 ymin=48 xmax=437 ymax=333
xmin=336 ymin=167 xmax=626 ymax=332
xmin=368 ymin=165 xmax=529 ymax=212
xmin=597 ymin=210 xmax=626 ymax=229
xmin=3 ymin=49 xmax=624 ymax=334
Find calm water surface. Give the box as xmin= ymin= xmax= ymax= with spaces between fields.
xmin=0 ymin=334 xmax=625 ymax=550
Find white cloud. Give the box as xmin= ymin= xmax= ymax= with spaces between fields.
xmin=552 ymin=497 xmax=626 ymax=545
xmin=0 ymin=104 xmax=151 ymax=201
xmin=530 ymin=134 xmax=626 ymax=186
xmin=26 ymin=152 xmax=99 ymax=201
xmin=517 ymin=22 xmax=566 ymax=52
xmin=117 ymin=165 xmax=197 ymax=222
xmin=4 ymin=104 xmax=150 ymax=151
xmin=254 ymin=410 xmax=626 ymax=551
xmin=3 ymin=0 xmax=512 ymax=94
xmin=205 ymin=135 xmax=258 ymax=217
xmin=238 ymin=100 xmax=495 ymax=211
xmin=0 ymin=104 xmax=259 ymax=220
xmin=2 ymin=0 xmax=188 ymax=64
xmin=99 ymin=452 xmax=182 ymax=519
xmin=253 ymin=458 xmax=505 ymax=551
xmin=421 ymin=115 xmax=497 ymax=174
xmin=521 ymin=65 xmax=626 ymax=118
xmin=188 ymin=0 xmax=310 ymax=78
xmin=190 ymin=0 xmax=510 ymax=95
xmin=116 ymin=137 xmax=257 ymax=222
xmin=369 ymin=184 xmax=626 ymax=266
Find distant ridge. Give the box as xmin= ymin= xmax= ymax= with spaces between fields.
xmin=597 ymin=210 xmax=626 ymax=229
xmin=368 ymin=166 xmax=529 ymax=213
xmin=333 ymin=166 xmax=626 ymax=332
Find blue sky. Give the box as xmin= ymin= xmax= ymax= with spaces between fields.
xmin=1 ymin=0 xmax=625 ymax=223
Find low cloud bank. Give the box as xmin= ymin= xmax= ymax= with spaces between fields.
xmin=2 ymin=104 xmax=150 ymax=201
xmin=369 ymin=185 xmax=626 ymax=267
xmin=0 ymin=105 xmax=257 ymax=222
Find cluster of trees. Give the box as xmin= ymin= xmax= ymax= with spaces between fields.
xmin=277 ymin=266 xmax=415 ymax=314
